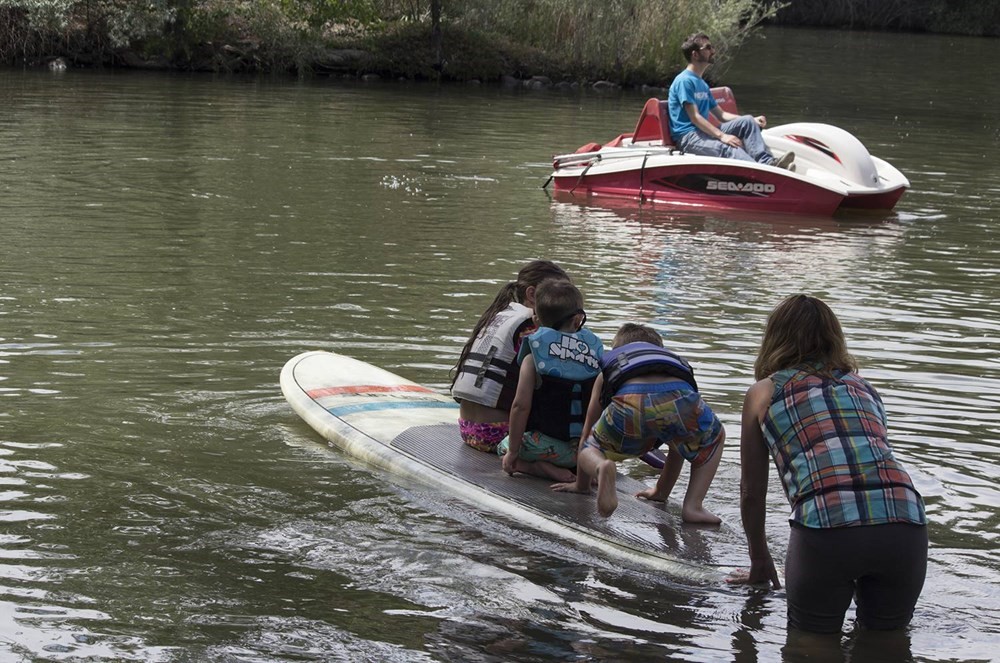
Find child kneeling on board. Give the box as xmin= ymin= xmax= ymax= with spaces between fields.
xmin=552 ymin=323 xmax=724 ymax=523
xmin=499 ymin=279 xmax=604 ymax=482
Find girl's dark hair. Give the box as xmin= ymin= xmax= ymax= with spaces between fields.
xmin=450 ymin=260 xmax=568 ymax=389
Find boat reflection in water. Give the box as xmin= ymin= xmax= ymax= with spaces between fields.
xmin=546 ymin=187 xmax=903 ymax=240
xmin=544 ymin=187 xmax=906 ymax=373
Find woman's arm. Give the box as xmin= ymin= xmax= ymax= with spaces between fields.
xmin=735 ymin=379 xmax=781 ymax=588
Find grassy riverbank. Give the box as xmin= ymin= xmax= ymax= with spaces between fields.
xmin=0 ymin=0 xmax=776 ymax=85
xmin=2 ymin=0 xmax=994 ymax=83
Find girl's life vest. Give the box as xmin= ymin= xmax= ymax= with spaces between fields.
xmin=520 ymin=326 xmax=604 ymax=441
xmin=599 ymin=342 xmax=698 ymax=408
xmin=452 ymin=302 xmax=533 ymax=410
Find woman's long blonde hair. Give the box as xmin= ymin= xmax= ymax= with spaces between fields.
xmin=754 ymin=294 xmax=857 ymax=380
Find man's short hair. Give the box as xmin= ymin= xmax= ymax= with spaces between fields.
xmin=681 ymin=32 xmax=710 ymax=62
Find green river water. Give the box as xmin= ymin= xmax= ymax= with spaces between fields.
xmin=0 ymin=26 xmax=998 ymax=662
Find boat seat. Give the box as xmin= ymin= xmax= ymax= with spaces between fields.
xmin=631 ymin=98 xmax=675 ymax=147
xmin=630 ymin=88 xmax=740 ymax=145
xmin=708 ymin=86 xmax=739 ymax=127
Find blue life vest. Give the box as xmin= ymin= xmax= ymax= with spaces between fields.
xmin=519 ymin=326 xmax=603 ymax=441
xmin=599 ymin=342 xmax=698 ymax=407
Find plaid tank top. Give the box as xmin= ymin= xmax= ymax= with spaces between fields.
xmin=762 ymin=367 xmax=926 ymax=528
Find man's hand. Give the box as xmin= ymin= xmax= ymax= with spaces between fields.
xmin=754 ymin=115 xmax=767 ymax=128
xmin=720 ymin=133 xmax=744 ymax=148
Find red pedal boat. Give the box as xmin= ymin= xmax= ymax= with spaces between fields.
xmin=548 ymin=88 xmax=909 ymax=216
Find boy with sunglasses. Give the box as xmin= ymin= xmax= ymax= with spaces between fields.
xmin=499 ymin=279 xmax=603 ymax=482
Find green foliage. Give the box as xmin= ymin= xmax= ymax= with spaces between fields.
xmin=452 ymin=0 xmax=783 ymax=83
xmin=363 ymin=19 xmax=553 ymax=80
xmin=0 ymin=0 xmax=993 ymax=74
xmin=0 ymin=0 xmax=72 ymax=33
xmin=179 ymin=0 xmax=330 ymax=71
xmin=0 ymin=0 xmax=780 ymax=78
xmin=0 ymin=0 xmax=174 ymax=63
xmin=278 ymin=0 xmax=380 ymax=28
xmin=367 ymin=0 xmax=428 ymax=23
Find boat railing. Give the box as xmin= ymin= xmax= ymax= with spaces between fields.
xmin=552 ymin=145 xmax=678 ymax=170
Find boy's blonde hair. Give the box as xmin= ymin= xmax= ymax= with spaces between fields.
xmin=612 ymin=323 xmax=663 ymax=348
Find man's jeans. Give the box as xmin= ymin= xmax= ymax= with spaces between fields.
xmin=676 ymin=115 xmax=775 ymax=164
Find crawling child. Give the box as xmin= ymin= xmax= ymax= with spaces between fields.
xmin=552 ymin=323 xmax=724 ymax=523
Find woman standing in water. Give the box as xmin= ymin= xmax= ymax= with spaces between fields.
xmin=733 ymin=294 xmax=928 ymax=633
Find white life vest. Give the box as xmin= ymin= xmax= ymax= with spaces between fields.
xmin=452 ymin=302 xmax=532 ymax=409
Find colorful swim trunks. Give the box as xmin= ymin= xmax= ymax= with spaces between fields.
xmin=588 ymin=381 xmax=722 ymax=467
xmin=459 ymin=419 xmax=509 ymax=453
xmin=496 ymin=431 xmax=577 ymax=469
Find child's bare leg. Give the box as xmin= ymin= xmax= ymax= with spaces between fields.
xmin=682 ymin=432 xmax=724 ymax=524
xmin=595 ymin=457 xmax=618 ymax=517
xmin=661 ymin=447 xmax=683 ymax=500
xmin=552 ymin=444 xmax=602 ymax=493
xmin=637 ymin=446 xmax=682 ymax=502
xmin=517 ymin=459 xmax=574 ymax=483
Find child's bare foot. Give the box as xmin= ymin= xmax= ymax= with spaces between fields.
xmin=636 ymin=487 xmax=669 ymax=502
xmin=681 ymin=505 xmax=721 ymax=525
xmin=549 ymin=477 xmax=590 ymax=495
xmin=546 ymin=467 xmax=576 ymax=483
xmin=514 ymin=459 xmax=575 ymax=483
xmin=596 ymin=460 xmax=618 ymax=517
xmin=531 ymin=460 xmax=575 ymax=483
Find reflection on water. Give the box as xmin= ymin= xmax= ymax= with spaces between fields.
xmin=0 ymin=26 xmax=997 ymax=662
xmin=544 ymin=172 xmax=1000 ymax=659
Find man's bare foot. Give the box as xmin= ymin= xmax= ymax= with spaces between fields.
xmin=682 ymin=506 xmax=721 ymax=525
xmin=596 ymin=460 xmax=618 ymax=517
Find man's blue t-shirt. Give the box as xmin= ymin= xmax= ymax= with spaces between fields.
xmin=667 ymin=69 xmax=717 ymax=139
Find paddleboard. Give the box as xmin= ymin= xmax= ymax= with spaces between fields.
xmin=280 ymin=350 xmax=738 ymax=582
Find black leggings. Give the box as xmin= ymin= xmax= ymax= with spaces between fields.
xmin=785 ymin=522 xmax=928 ymax=633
